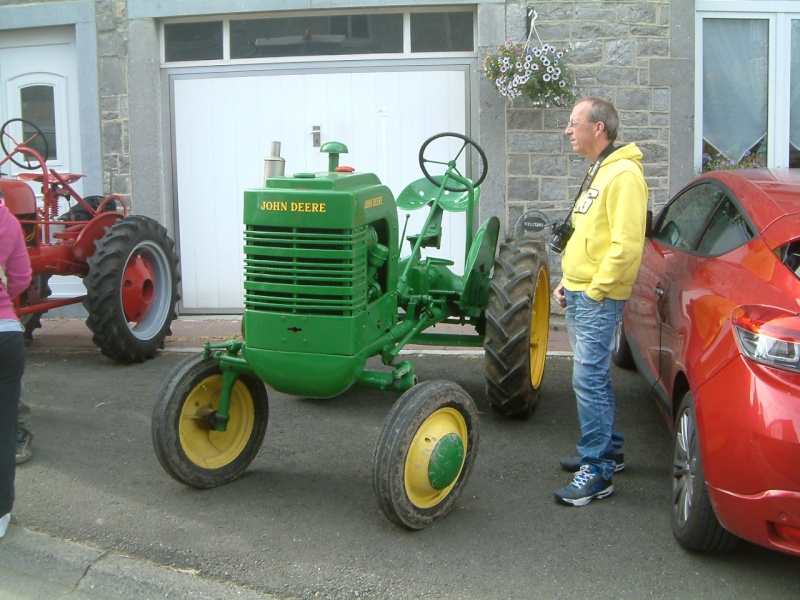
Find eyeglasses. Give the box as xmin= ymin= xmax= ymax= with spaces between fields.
xmin=567 ymin=119 xmax=594 ymax=127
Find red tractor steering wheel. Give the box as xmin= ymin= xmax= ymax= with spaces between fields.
xmin=1 ymin=118 xmax=50 ymax=170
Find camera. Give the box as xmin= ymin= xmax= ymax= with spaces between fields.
xmin=549 ymin=220 xmax=574 ymax=254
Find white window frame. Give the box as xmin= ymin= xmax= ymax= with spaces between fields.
xmin=696 ymin=1 xmax=799 ymax=170
xmin=160 ymin=6 xmax=477 ymax=67
xmin=5 ymin=73 xmax=69 ymax=173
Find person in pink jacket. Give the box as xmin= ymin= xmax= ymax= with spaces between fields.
xmin=0 ymin=191 xmax=32 ymax=538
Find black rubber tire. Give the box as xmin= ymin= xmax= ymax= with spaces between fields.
xmin=484 ymin=239 xmax=550 ymax=419
xmin=373 ymin=380 xmax=479 ymax=530
xmin=19 ymin=274 xmax=52 ymax=341
xmin=83 ymin=215 xmax=180 ymax=363
xmin=418 ymin=132 xmax=488 ymax=192
xmin=151 ymin=353 xmax=269 ymax=489
xmin=612 ymin=319 xmax=636 ymax=370
xmin=671 ymin=391 xmax=738 ymax=552
xmin=0 ymin=117 xmax=49 ymax=169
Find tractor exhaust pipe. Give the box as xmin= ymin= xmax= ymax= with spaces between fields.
xmin=264 ymin=141 xmax=285 ymax=183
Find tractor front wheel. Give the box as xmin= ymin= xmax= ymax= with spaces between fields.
xmin=373 ymin=380 xmax=479 ymax=529
xmin=83 ymin=215 xmax=179 ymax=363
xmin=484 ymin=239 xmax=550 ymax=418
xmin=151 ymin=354 xmax=269 ymax=489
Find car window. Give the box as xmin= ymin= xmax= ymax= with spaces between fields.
xmin=652 ymin=183 xmax=726 ymax=251
xmin=695 ymin=197 xmax=755 ymax=256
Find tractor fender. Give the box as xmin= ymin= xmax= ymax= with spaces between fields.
xmin=459 ymin=216 xmax=500 ymax=311
xmin=0 ymin=178 xmax=36 ymax=214
xmin=72 ymin=212 xmax=123 ymax=261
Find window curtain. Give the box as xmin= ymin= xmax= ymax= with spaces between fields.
xmin=703 ymin=19 xmax=769 ymax=162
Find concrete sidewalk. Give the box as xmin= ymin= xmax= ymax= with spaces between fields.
xmin=26 ymin=313 xmax=572 ymax=355
xmin=0 ymin=525 xmax=275 ymax=599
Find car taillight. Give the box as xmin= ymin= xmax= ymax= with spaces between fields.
xmin=732 ymin=305 xmax=800 ymax=373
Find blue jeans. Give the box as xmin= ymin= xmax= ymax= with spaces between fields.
xmin=565 ymin=290 xmax=625 ymax=481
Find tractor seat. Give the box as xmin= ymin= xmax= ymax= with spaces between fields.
xmin=395 ymin=177 xmax=478 ymax=213
xmin=18 ymin=172 xmax=85 ymax=185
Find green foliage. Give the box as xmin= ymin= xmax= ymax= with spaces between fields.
xmin=482 ymin=41 xmax=576 ymax=107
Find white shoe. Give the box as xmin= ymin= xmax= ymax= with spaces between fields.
xmin=0 ymin=514 xmax=9 ymax=538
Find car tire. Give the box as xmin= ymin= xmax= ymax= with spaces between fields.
xmin=671 ymin=391 xmax=738 ymax=552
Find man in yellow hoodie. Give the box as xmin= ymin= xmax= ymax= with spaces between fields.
xmin=552 ymin=96 xmax=648 ymax=506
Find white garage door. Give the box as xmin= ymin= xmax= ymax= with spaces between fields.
xmin=173 ymin=68 xmax=469 ymax=312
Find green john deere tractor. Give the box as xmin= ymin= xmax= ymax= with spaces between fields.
xmin=151 ymin=133 xmax=550 ymax=529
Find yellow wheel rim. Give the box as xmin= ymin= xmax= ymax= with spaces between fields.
xmin=178 ymin=375 xmax=255 ymax=469
xmin=404 ymin=407 xmax=468 ymax=509
xmin=529 ymin=266 xmax=550 ymax=388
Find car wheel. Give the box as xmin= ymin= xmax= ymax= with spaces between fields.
xmin=671 ymin=391 xmax=738 ymax=552
xmin=611 ymin=319 xmax=635 ymax=369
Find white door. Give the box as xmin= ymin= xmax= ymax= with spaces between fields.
xmin=0 ymin=27 xmax=83 ymax=300
xmin=173 ymin=68 xmax=469 ymax=312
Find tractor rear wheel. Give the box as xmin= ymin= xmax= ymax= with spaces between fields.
xmin=484 ymin=239 xmax=550 ymax=419
xmin=151 ymin=353 xmax=269 ymax=489
xmin=83 ymin=215 xmax=179 ymax=363
xmin=19 ymin=274 xmax=52 ymax=340
xmin=373 ymin=380 xmax=479 ymax=529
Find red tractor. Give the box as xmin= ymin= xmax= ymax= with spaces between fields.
xmin=0 ymin=118 xmax=180 ymax=363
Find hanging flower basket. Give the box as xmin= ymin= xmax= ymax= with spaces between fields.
xmin=482 ymin=41 xmax=576 ymax=108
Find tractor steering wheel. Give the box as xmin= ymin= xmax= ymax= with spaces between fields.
xmin=1 ymin=118 xmax=50 ymax=170
xmin=418 ymin=132 xmax=488 ymax=193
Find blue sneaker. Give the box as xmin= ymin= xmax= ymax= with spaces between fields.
xmin=554 ymin=465 xmax=614 ymax=506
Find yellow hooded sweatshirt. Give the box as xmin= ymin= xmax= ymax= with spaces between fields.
xmin=560 ymin=142 xmax=648 ymax=302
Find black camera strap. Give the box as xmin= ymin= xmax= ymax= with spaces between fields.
xmin=563 ymin=143 xmax=618 ymax=225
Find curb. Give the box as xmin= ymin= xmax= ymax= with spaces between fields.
xmin=0 ymin=524 xmax=275 ymax=599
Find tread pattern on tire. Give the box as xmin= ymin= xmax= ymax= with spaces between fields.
xmin=484 ymin=238 xmax=548 ymax=418
xmin=83 ymin=215 xmax=180 ymax=363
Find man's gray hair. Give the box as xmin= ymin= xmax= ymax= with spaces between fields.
xmin=584 ymin=97 xmax=619 ymax=142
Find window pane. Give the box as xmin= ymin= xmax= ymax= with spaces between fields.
xmin=703 ymin=19 xmax=768 ymax=167
xmin=410 ymin=12 xmax=474 ymax=52
xmin=230 ymin=14 xmax=402 ymax=58
xmin=20 ymin=85 xmax=56 ymax=161
xmin=791 ymin=20 xmax=800 ymax=168
xmin=653 ymin=183 xmax=725 ymax=251
xmin=696 ymin=198 xmax=754 ymax=256
xmin=165 ymin=22 xmax=223 ymax=62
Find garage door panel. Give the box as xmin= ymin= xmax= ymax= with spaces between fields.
xmin=174 ymin=68 xmax=468 ymax=311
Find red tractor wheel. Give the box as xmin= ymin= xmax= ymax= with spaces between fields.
xmin=83 ymin=215 xmax=180 ymax=363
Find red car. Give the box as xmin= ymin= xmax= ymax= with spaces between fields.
xmin=615 ymin=168 xmax=800 ymax=556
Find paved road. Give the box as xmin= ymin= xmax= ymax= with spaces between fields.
xmin=9 ymin=348 xmax=800 ymax=599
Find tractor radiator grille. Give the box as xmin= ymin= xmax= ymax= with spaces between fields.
xmin=243 ymin=225 xmax=368 ymax=316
